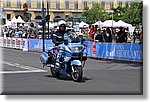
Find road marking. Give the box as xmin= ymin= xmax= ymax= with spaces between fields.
xmin=0 ymin=61 xmax=47 ymax=74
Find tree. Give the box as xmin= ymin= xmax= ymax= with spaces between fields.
xmin=82 ymin=1 xmax=143 ymax=27
xmin=112 ymin=6 xmax=128 ymax=21
xmin=82 ymin=3 xmax=110 ymax=24
xmin=121 ymin=2 xmax=143 ymax=27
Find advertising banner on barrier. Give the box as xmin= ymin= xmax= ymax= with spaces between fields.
xmin=29 ymin=39 xmax=54 ymax=51
xmin=84 ymin=42 xmax=143 ymax=62
xmin=26 ymin=39 xmax=143 ymax=62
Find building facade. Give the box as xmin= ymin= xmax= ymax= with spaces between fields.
xmin=0 ymin=0 xmax=134 ymax=22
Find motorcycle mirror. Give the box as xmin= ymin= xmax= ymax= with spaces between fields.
xmin=64 ymin=39 xmax=68 ymax=45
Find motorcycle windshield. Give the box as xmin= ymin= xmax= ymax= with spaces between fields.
xmin=64 ymin=32 xmax=80 ymax=43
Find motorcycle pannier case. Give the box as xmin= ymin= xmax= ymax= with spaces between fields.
xmin=40 ymin=52 xmax=54 ymax=64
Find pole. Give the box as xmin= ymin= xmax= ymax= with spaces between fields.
xmin=112 ymin=11 xmax=113 ymax=27
xmin=111 ymin=10 xmax=115 ymax=43
xmin=42 ymin=0 xmax=45 ymax=52
xmin=47 ymin=0 xmax=50 ymax=39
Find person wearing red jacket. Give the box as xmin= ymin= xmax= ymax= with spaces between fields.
xmin=89 ymin=26 xmax=96 ymax=41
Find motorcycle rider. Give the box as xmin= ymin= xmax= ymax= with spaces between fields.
xmin=52 ymin=21 xmax=67 ymax=58
xmin=52 ymin=21 xmax=67 ymax=46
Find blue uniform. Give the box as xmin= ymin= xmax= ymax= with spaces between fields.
xmin=52 ymin=30 xmax=66 ymax=46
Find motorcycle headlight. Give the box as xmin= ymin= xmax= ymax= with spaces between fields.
xmin=70 ymin=46 xmax=83 ymax=53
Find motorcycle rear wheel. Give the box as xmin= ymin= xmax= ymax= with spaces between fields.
xmin=71 ymin=66 xmax=83 ymax=82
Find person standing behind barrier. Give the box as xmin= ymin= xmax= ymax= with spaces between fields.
xmin=94 ymin=28 xmax=104 ymax=42
xmin=116 ymin=27 xmax=127 ymax=43
xmin=139 ymin=31 xmax=143 ymax=44
xmin=10 ymin=29 xmax=15 ymax=38
xmin=3 ymin=26 xmax=8 ymax=37
xmin=83 ymin=29 xmax=90 ymax=41
xmin=133 ymin=29 xmax=137 ymax=43
xmin=102 ymin=27 xmax=112 ymax=43
xmin=15 ymin=28 xmax=21 ymax=38
xmin=29 ymin=22 xmax=37 ymax=39
xmin=89 ymin=25 xmax=95 ymax=41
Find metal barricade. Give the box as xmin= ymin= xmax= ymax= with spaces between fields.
xmin=0 ymin=37 xmax=26 ymax=50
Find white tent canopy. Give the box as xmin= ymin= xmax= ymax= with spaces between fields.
xmin=115 ymin=20 xmax=132 ymax=27
xmin=11 ymin=16 xmax=25 ymax=23
xmin=102 ymin=20 xmax=117 ymax=27
xmin=92 ymin=21 xmax=103 ymax=27
xmin=46 ymin=22 xmax=54 ymax=28
xmin=79 ymin=21 xmax=89 ymax=28
xmin=17 ymin=16 xmax=25 ymax=23
xmin=38 ymin=25 xmax=42 ymax=28
xmin=3 ymin=20 xmax=12 ymax=27
xmin=11 ymin=16 xmax=17 ymax=23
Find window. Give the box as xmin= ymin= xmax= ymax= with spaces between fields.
xmin=47 ymin=0 xmax=50 ymax=9
xmin=110 ymin=1 xmax=114 ymax=9
xmin=125 ymin=1 xmax=129 ymax=6
xmin=17 ymin=0 xmax=21 ymax=9
xmin=65 ymin=15 xmax=69 ymax=18
xmin=130 ymin=1 xmax=135 ymax=6
xmin=92 ymin=0 xmax=95 ymax=6
xmin=26 ymin=0 xmax=31 ymax=8
xmin=6 ymin=0 xmax=11 ymax=7
xmin=37 ymin=0 xmax=41 ymax=9
xmin=65 ymin=0 xmax=69 ymax=9
xmin=7 ymin=14 xmax=11 ymax=20
xmin=83 ymin=0 xmax=87 ymax=9
xmin=74 ymin=0 xmax=78 ymax=9
xmin=56 ymin=0 xmax=60 ymax=9
xmin=118 ymin=1 xmax=122 ymax=7
xmin=101 ymin=0 xmax=105 ymax=9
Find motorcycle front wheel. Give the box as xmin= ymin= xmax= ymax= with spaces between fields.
xmin=71 ymin=66 xmax=83 ymax=82
xmin=50 ymin=66 xmax=60 ymax=78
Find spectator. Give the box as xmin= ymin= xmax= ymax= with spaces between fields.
xmin=102 ymin=27 xmax=112 ymax=43
xmin=89 ymin=25 xmax=95 ymax=41
xmin=133 ymin=29 xmax=137 ymax=43
xmin=139 ymin=31 xmax=143 ymax=44
xmin=22 ymin=27 xmax=28 ymax=38
xmin=3 ymin=26 xmax=8 ymax=37
xmin=11 ymin=29 xmax=15 ymax=38
xmin=0 ymin=29 xmax=3 ymax=37
xmin=83 ymin=29 xmax=90 ymax=41
xmin=94 ymin=28 xmax=104 ymax=42
xmin=15 ymin=28 xmax=21 ymax=38
xmin=116 ymin=27 xmax=127 ymax=43
xmin=30 ymin=27 xmax=37 ymax=39
xmin=127 ymin=33 xmax=132 ymax=43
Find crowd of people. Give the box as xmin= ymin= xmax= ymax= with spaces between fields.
xmin=1 ymin=23 xmax=40 ymax=39
xmin=0 ymin=22 xmax=143 ymax=44
xmin=80 ymin=25 xmax=143 ymax=44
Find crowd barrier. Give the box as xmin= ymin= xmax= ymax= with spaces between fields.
xmin=84 ymin=42 xmax=143 ymax=62
xmin=0 ymin=37 xmax=26 ymax=49
xmin=0 ymin=37 xmax=143 ymax=62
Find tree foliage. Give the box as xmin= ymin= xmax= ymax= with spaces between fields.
xmin=82 ymin=3 xmax=110 ymax=24
xmin=123 ymin=2 xmax=143 ymax=27
xmin=82 ymin=2 xmax=143 ymax=27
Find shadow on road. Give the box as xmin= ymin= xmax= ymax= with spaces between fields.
xmin=44 ymin=75 xmax=92 ymax=83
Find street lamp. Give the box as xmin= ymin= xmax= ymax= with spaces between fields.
xmin=47 ymin=0 xmax=50 ymax=39
xmin=110 ymin=10 xmax=114 ymax=27
xmin=110 ymin=10 xmax=115 ymax=43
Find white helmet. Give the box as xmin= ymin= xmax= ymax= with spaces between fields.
xmin=58 ymin=20 xmax=66 ymax=26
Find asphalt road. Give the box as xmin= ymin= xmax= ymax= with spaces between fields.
xmin=0 ymin=48 xmax=143 ymax=95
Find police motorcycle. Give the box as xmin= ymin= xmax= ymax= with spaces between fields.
xmin=40 ymin=32 xmax=87 ymax=82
